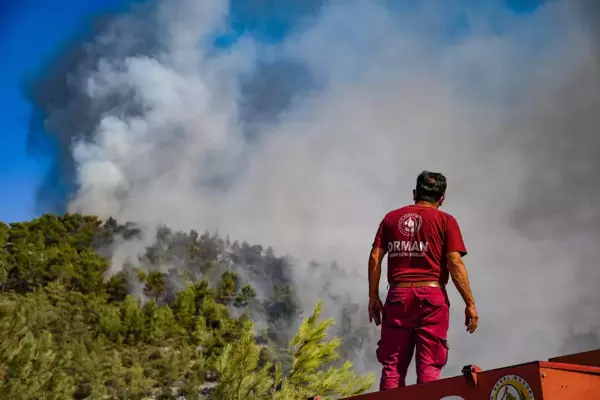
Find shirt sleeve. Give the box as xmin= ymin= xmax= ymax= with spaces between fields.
xmin=372 ymin=218 xmax=387 ymax=250
xmin=445 ymin=215 xmax=467 ymax=257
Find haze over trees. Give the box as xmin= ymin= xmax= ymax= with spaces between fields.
xmin=0 ymin=213 xmax=374 ymax=399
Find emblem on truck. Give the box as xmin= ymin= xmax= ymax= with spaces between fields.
xmin=490 ymin=374 xmax=535 ymax=400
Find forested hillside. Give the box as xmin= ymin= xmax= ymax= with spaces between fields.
xmin=0 ymin=213 xmax=374 ymax=399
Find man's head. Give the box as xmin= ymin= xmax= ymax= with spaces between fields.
xmin=413 ymin=171 xmax=447 ymax=207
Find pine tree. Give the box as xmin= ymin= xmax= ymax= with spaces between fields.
xmin=0 ymin=295 xmax=76 ymax=399
xmin=213 ymin=300 xmax=374 ymax=400
xmin=213 ymin=320 xmax=274 ymax=400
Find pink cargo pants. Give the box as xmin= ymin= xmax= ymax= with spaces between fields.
xmin=376 ymin=286 xmax=450 ymax=391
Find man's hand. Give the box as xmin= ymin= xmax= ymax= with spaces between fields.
xmin=368 ymin=297 xmax=384 ymax=326
xmin=465 ymin=304 xmax=479 ymax=334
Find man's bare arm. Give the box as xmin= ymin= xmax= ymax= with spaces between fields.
xmin=367 ymin=246 xmax=386 ymax=325
xmin=368 ymin=246 xmax=386 ymax=299
xmin=447 ymin=251 xmax=475 ymax=306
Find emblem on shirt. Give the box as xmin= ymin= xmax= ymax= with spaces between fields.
xmin=398 ymin=213 xmax=423 ymax=236
xmin=490 ymin=375 xmax=535 ymax=400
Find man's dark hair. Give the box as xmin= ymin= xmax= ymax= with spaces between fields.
xmin=415 ymin=171 xmax=447 ymax=203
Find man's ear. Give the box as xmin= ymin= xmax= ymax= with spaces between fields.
xmin=438 ymin=194 xmax=446 ymax=207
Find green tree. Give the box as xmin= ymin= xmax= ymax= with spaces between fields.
xmin=235 ymin=284 xmax=257 ymax=307
xmin=143 ymin=270 xmax=167 ymax=299
xmin=217 ymin=271 xmax=239 ymax=303
xmin=0 ymin=294 xmax=76 ymax=399
xmin=213 ymin=300 xmax=374 ymax=400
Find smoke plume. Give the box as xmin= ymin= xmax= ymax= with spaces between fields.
xmin=25 ymin=0 xmax=600 ymax=387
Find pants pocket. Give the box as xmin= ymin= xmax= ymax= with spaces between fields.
xmin=433 ymin=337 xmax=449 ymax=368
xmin=420 ymin=289 xmax=447 ymax=308
xmin=375 ymin=339 xmax=384 ymax=363
xmin=376 ymin=337 xmax=395 ymax=365
xmin=382 ymin=301 xmax=407 ymax=328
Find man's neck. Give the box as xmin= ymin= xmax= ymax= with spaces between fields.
xmin=414 ymin=200 xmax=439 ymax=209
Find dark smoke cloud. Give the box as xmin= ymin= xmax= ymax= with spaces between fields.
xmin=24 ymin=5 xmax=160 ymax=213
xmin=25 ymin=0 xmax=324 ymax=214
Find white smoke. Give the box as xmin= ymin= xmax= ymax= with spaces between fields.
xmin=59 ymin=0 xmax=600 ymax=388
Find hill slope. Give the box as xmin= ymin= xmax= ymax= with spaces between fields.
xmin=0 ymin=213 xmax=374 ymax=399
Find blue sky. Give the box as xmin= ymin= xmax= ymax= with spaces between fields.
xmin=0 ymin=0 xmax=543 ymax=224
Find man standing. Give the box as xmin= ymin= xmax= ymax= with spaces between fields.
xmin=367 ymin=171 xmax=478 ymax=391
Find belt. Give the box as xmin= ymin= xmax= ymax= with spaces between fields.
xmin=389 ymin=280 xmax=440 ymax=288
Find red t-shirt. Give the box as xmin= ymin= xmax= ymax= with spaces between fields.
xmin=372 ymin=204 xmax=467 ymax=286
